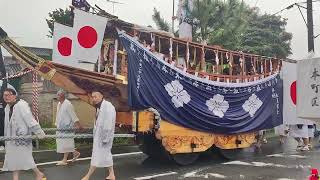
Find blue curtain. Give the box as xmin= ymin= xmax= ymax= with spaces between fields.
xmin=119 ymin=32 xmax=283 ymax=134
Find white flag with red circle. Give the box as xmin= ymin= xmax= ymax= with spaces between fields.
xmin=282 ymin=61 xmax=311 ymax=124
xmin=52 ymin=23 xmax=77 ymax=67
xmin=72 ymin=9 xmax=107 ymax=64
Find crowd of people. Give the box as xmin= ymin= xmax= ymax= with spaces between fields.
xmin=0 ymin=87 xmax=117 ymax=180
xmin=257 ymin=122 xmax=317 ymax=152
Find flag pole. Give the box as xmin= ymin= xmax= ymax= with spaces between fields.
xmin=98 ymin=56 xmax=101 ymax=72
xmin=172 ymin=0 xmax=175 ymax=33
xmin=113 ymin=39 xmax=118 ymax=76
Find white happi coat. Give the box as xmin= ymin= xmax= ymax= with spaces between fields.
xmin=55 ymin=99 xmax=79 ymax=153
xmin=3 ymin=99 xmax=45 ymax=171
xmin=91 ymin=100 xmax=116 ymax=167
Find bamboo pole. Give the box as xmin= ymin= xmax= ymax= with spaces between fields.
xmin=201 ymin=46 xmax=205 ymax=72
xmin=158 ymin=36 xmax=161 ymax=53
xmin=113 ymin=39 xmax=118 ymax=76
xmin=193 ymin=47 xmax=196 ymax=68
xmin=186 ymin=42 xmax=190 ymax=69
xmin=169 ymin=38 xmax=173 ymax=62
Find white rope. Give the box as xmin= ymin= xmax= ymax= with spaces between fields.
xmin=42 ymin=127 xmax=94 ymax=132
xmin=1 ymin=68 xmax=33 ymax=80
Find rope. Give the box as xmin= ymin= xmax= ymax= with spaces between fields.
xmin=42 ymin=127 xmax=94 ymax=132
xmin=32 ymin=71 xmax=39 ymax=121
xmin=0 ymin=68 xmax=33 ymax=80
xmin=0 ymin=133 xmax=135 ymax=141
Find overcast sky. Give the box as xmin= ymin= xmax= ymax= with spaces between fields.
xmin=0 ymin=0 xmax=319 ymax=59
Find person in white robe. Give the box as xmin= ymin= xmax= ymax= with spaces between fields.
xmin=55 ymin=90 xmax=81 ymax=165
xmin=2 ymin=88 xmax=46 ymax=180
xmin=82 ymin=90 xmax=116 ymax=180
xmin=274 ymin=124 xmax=289 ymax=144
xmin=0 ymin=80 xmax=15 ymax=151
xmin=289 ymin=123 xmax=310 ymax=151
xmin=307 ymin=121 xmax=315 ymax=149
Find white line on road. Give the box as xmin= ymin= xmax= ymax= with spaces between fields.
xmin=267 ymin=153 xmax=306 ymax=159
xmin=134 ymin=171 xmax=177 ymax=180
xmin=182 ymin=169 xmax=227 ymax=179
xmin=223 ymin=160 xmax=311 ymax=169
xmin=35 ymin=151 xmax=143 ymax=166
xmin=34 ymin=149 xmax=55 ymax=153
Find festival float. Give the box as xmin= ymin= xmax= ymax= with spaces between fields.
xmin=0 ymin=3 xmax=283 ymax=165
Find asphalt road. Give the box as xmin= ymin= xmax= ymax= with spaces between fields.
xmin=0 ymin=137 xmax=319 ymax=180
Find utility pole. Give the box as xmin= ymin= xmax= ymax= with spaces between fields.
xmin=307 ymin=0 xmax=314 ymax=52
xmin=106 ymin=0 xmax=124 ymax=14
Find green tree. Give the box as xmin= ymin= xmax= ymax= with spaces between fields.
xmin=240 ymin=13 xmax=292 ymax=58
xmin=46 ymin=8 xmax=73 ymax=38
xmin=192 ymin=0 xmax=252 ymax=49
xmin=152 ymin=8 xmax=170 ymax=32
xmin=151 ymin=0 xmax=292 ymax=58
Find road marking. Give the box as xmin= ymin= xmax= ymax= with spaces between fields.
xmin=183 ymin=171 xmax=226 ymax=179
xmin=113 ymin=151 xmax=143 ymax=157
xmin=223 ymin=160 xmax=311 ymax=169
xmin=35 ymin=151 xmax=142 ymax=166
xmin=182 ymin=168 xmax=226 ymax=179
xmin=267 ymin=153 xmax=306 ymax=159
xmin=209 ymin=173 xmax=227 ymax=179
xmin=33 ymin=149 xmax=55 ymax=153
xmin=223 ymin=161 xmax=251 ymax=166
xmin=134 ymin=171 xmax=177 ymax=180
xmin=183 ymin=168 xmax=208 ymax=178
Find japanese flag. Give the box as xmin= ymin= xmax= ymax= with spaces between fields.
xmin=52 ymin=23 xmax=78 ymax=67
xmin=72 ymin=9 xmax=107 ymax=64
xmin=282 ymin=61 xmax=312 ymax=124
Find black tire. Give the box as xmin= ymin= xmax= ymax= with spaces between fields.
xmin=206 ymin=146 xmax=223 ymax=159
xmin=170 ymin=153 xmax=199 ymax=165
xmin=138 ymin=133 xmax=167 ymax=159
xmin=218 ymin=148 xmax=243 ymax=160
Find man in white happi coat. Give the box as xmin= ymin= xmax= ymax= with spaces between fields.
xmin=55 ymin=90 xmax=81 ymax=165
xmin=2 ymin=88 xmax=46 ymax=180
xmin=82 ymin=90 xmax=116 ymax=180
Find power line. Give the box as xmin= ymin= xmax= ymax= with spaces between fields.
xmin=272 ymin=0 xmax=320 ymax=16
xmin=272 ymin=4 xmax=296 ymax=16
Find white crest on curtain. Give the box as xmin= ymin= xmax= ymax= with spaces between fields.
xmin=242 ymin=94 xmax=263 ymax=117
xmin=206 ymin=94 xmax=229 ymax=118
xmin=164 ymin=80 xmax=191 ymax=108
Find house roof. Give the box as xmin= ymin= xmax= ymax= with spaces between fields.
xmin=22 ymin=46 xmax=52 ymax=57
xmin=5 ymin=63 xmax=22 ymax=76
xmin=3 ymin=56 xmax=23 ymax=76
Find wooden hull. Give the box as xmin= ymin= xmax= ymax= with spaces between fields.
xmin=134 ymin=111 xmax=257 ymax=154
